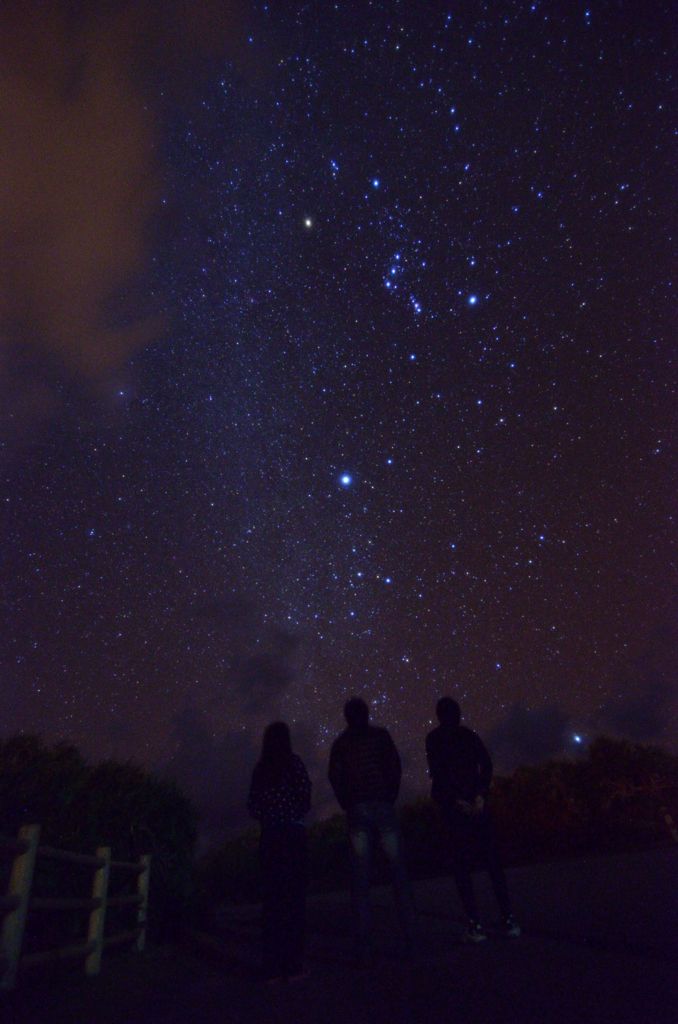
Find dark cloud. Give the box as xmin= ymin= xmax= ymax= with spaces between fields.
xmin=155 ymin=599 xmax=307 ymax=842
xmin=486 ymin=627 xmax=678 ymax=770
xmin=239 ymin=653 xmax=292 ymax=698
xmin=237 ymin=628 xmax=300 ymax=698
xmin=160 ymin=705 xmax=260 ymax=847
xmin=596 ymin=673 xmax=675 ymax=742
xmin=487 ymin=703 xmax=573 ymax=772
xmin=188 ymin=594 xmax=302 ymax=710
xmin=236 ymin=631 xmax=302 ymax=712
xmin=487 ymin=628 xmax=678 ymax=771
xmin=594 ymin=626 xmax=678 ymax=742
xmin=194 ymin=597 xmax=255 ymax=627
xmin=594 ymin=622 xmax=678 ymax=745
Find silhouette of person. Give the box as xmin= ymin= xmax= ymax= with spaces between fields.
xmin=328 ymin=697 xmax=416 ymax=965
xmin=426 ymin=697 xmax=520 ymax=942
xmin=247 ymin=721 xmax=312 ymax=982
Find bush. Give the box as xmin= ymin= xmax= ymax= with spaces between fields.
xmin=0 ymin=735 xmax=198 ymax=946
xmin=197 ymin=825 xmax=261 ymax=906
xmin=490 ymin=736 xmax=678 ymax=863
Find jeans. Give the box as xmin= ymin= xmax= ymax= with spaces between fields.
xmin=347 ymin=801 xmax=416 ymax=957
xmin=259 ymin=823 xmax=307 ymax=978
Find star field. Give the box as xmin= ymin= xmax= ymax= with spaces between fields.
xmin=1 ymin=0 xmax=676 ymax=826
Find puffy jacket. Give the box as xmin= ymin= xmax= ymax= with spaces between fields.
xmin=328 ymin=725 xmax=401 ymax=811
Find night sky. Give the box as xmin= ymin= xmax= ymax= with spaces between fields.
xmin=1 ymin=0 xmax=676 ymax=837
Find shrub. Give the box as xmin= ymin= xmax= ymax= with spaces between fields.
xmin=0 ymin=735 xmax=198 ymax=945
xmin=490 ymin=736 xmax=678 ymax=863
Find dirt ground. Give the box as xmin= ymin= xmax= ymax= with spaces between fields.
xmin=2 ymin=847 xmax=677 ymax=1024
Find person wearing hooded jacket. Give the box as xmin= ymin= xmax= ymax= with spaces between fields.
xmin=426 ymin=697 xmax=520 ymax=942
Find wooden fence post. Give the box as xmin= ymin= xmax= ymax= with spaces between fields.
xmin=0 ymin=824 xmax=40 ymax=991
xmin=85 ymin=847 xmax=110 ymax=976
xmin=136 ymin=855 xmax=151 ymax=952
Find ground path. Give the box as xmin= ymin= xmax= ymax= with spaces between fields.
xmin=3 ymin=847 xmax=677 ymax=1023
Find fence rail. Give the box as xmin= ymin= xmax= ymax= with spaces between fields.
xmin=30 ymin=897 xmax=103 ymax=911
xmin=38 ymin=846 xmax=107 ymax=868
xmin=0 ymin=825 xmax=151 ymax=991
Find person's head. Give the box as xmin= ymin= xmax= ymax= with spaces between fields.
xmin=344 ymin=697 xmax=369 ymax=730
xmin=260 ymin=721 xmax=292 ymax=763
xmin=436 ymin=697 xmax=461 ymax=727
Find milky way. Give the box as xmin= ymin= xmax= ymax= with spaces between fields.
xmin=2 ymin=1 xmax=676 ymax=831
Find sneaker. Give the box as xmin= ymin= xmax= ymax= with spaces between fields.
xmin=464 ymin=920 xmax=487 ymax=943
xmin=503 ymin=914 xmax=521 ymax=938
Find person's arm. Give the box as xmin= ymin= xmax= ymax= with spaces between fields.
xmin=292 ymin=756 xmax=312 ymax=818
xmin=383 ymin=730 xmax=402 ymax=802
xmin=427 ymin=729 xmax=454 ymax=805
xmin=476 ymin=734 xmax=493 ymax=795
xmin=328 ymin=738 xmax=348 ymax=810
xmin=425 ymin=731 xmax=437 ymax=778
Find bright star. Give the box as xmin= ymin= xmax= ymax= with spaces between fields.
xmin=340 ymin=475 xmax=351 ymax=486
xmin=469 ymin=295 xmax=477 ymax=305
xmin=574 ymin=734 xmax=582 ymax=744
xmin=304 ymin=217 xmax=313 ymax=228
xmin=373 ymin=179 xmax=379 ymax=187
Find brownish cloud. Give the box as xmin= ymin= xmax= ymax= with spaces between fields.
xmin=0 ymin=0 xmax=248 ymax=443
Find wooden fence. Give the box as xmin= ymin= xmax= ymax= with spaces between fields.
xmin=0 ymin=825 xmax=150 ymax=992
